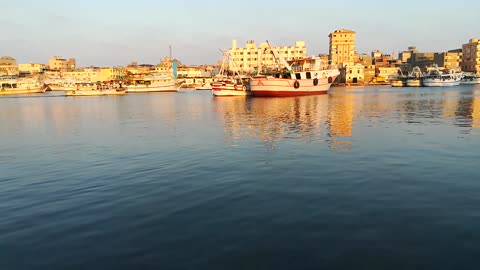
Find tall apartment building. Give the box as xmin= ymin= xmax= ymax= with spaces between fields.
xmin=328 ymin=29 xmax=356 ymax=67
xmin=434 ymin=49 xmax=462 ymax=71
xmin=462 ymin=38 xmax=480 ymax=74
xmin=48 ymin=57 xmax=76 ymax=71
xmin=228 ymin=40 xmax=306 ymax=73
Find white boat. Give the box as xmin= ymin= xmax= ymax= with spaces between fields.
xmin=460 ymin=73 xmax=480 ymax=84
xmin=406 ymin=66 xmax=423 ymax=87
xmin=250 ymin=41 xmax=339 ymax=97
xmin=65 ymin=82 xmax=126 ymax=96
xmin=126 ymin=75 xmax=184 ymax=93
xmin=195 ymin=83 xmax=212 ymax=90
xmin=0 ymin=77 xmax=47 ymax=95
xmin=422 ymin=65 xmax=462 ymax=87
xmin=45 ymin=78 xmax=78 ymax=91
xmin=212 ymin=50 xmax=251 ymax=96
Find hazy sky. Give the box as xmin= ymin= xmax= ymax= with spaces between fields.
xmin=2 ymin=0 xmax=479 ymax=67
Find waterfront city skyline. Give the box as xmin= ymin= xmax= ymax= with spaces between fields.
xmin=2 ymin=0 xmax=480 ymax=67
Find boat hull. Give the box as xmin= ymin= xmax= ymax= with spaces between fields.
xmin=212 ymin=89 xmax=251 ymax=96
xmin=391 ymin=80 xmax=405 ymax=87
xmin=65 ymin=88 xmax=126 ymax=96
xmin=422 ymin=79 xmax=460 ymax=87
xmin=249 ymin=76 xmax=336 ymax=97
xmin=0 ymin=87 xmax=46 ymax=95
xmin=460 ymin=78 xmax=480 ymax=84
xmin=126 ymin=82 xmax=182 ymax=93
xmin=406 ymin=79 xmax=422 ymax=87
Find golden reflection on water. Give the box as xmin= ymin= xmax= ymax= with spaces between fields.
xmin=213 ymin=94 xmax=355 ymax=151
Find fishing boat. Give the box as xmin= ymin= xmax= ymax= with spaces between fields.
xmin=0 ymin=77 xmax=48 ymax=95
xmin=406 ymin=66 xmax=423 ymax=87
xmin=212 ymin=50 xmax=251 ymax=96
xmin=460 ymin=73 xmax=480 ymax=84
xmin=65 ymin=82 xmax=126 ymax=96
xmin=422 ymin=65 xmax=462 ymax=87
xmin=390 ymin=79 xmax=405 ymax=87
xmin=195 ymin=83 xmax=212 ymax=90
xmin=249 ymin=41 xmax=339 ymax=97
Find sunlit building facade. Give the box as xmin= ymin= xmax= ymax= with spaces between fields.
xmin=462 ymin=38 xmax=480 ymax=74
xmin=328 ymin=29 xmax=356 ymax=67
xmin=228 ymin=40 xmax=307 ymax=73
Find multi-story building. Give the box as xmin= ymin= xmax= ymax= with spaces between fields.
xmin=462 ymin=38 xmax=480 ymax=74
xmin=399 ymin=46 xmax=418 ymax=63
xmin=48 ymin=57 xmax=76 ymax=71
xmin=376 ymin=66 xmax=400 ymax=82
xmin=341 ymin=63 xmax=365 ymax=84
xmin=228 ymin=40 xmax=307 ymax=73
xmin=328 ymin=29 xmax=356 ymax=67
xmin=0 ymin=56 xmax=19 ymax=76
xmin=63 ymin=68 xmax=102 ymax=82
xmin=18 ymin=63 xmax=47 ymax=74
xmin=434 ymin=49 xmax=462 ymax=71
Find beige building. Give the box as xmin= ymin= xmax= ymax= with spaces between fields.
xmin=0 ymin=56 xmax=19 ymax=76
xmin=462 ymin=38 xmax=480 ymax=74
xmin=328 ymin=29 xmax=356 ymax=66
xmin=18 ymin=63 xmax=47 ymax=74
xmin=376 ymin=66 xmax=400 ymax=82
xmin=434 ymin=49 xmax=462 ymax=71
xmin=48 ymin=57 xmax=76 ymax=71
xmin=62 ymin=67 xmax=125 ymax=82
xmin=228 ymin=40 xmax=307 ymax=73
xmin=342 ymin=64 xmax=365 ymax=83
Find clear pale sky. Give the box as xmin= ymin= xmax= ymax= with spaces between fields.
xmin=2 ymin=0 xmax=479 ymax=67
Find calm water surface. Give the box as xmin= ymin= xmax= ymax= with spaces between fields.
xmin=1 ymin=86 xmax=480 ymax=269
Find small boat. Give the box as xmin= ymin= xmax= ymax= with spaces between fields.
xmin=195 ymin=83 xmax=212 ymax=90
xmin=0 ymin=77 xmax=48 ymax=95
xmin=212 ymin=50 xmax=251 ymax=96
xmin=460 ymin=73 xmax=480 ymax=84
xmin=406 ymin=66 xmax=423 ymax=87
xmin=249 ymin=41 xmax=339 ymax=97
xmin=65 ymin=82 xmax=126 ymax=96
xmin=422 ymin=65 xmax=462 ymax=87
xmin=126 ymin=75 xmax=184 ymax=93
xmin=390 ymin=79 xmax=405 ymax=87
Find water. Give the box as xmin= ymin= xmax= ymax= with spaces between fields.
xmin=1 ymin=86 xmax=480 ymax=269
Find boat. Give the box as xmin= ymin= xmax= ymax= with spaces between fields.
xmin=249 ymin=41 xmax=340 ymax=97
xmin=126 ymin=75 xmax=184 ymax=93
xmin=212 ymin=50 xmax=251 ymax=96
xmin=406 ymin=66 xmax=423 ymax=87
xmin=422 ymin=65 xmax=462 ymax=87
xmin=460 ymin=73 xmax=480 ymax=84
xmin=0 ymin=77 xmax=48 ymax=95
xmin=390 ymin=79 xmax=405 ymax=87
xmin=65 ymin=82 xmax=126 ymax=96
xmin=45 ymin=78 xmax=78 ymax=91
xmin=195 ymin=83 xmax=212 ymax=90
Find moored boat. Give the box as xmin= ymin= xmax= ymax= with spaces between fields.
xmin=460 ymin=73 xmax=480 ymax=84
xmin=65 ymin=82 xmax=126 ymax=96
xmin=422 ymin=65 xmax=462 ymax=87
xmin=0 ymin=77 xmax=48 ymax=95
xmin=212 ymin=50 xmax=251 ymax=96
xmin=249 ymin=41 xmax=339 ymax=97
xmin=390 ymin=79 xmax=405 ymax=87
xmin=126 ymin=75 xmax=183 ymax=93
xmin=406 ymin=66 xmax=423 ymax=87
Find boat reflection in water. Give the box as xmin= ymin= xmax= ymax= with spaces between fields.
xmin=213 ymin=94 xmax=354 ymax=151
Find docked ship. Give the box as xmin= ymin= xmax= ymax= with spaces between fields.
xmin=212 ymin=51 xmax=251 ymax=96
xmin=0 ymin=77 xmax=48 ymax=95
xmin=249 ymin=41 xmax=339 ymax=97
xmin=126 ymin=75 xmax=184 ymax=93
xmin=422 ymin=65 xmax=463 ymax=87
xmin=65 ymin=82 xmax=126 ymax=96
xmin=406 ymin=66 xmax=423 ymax=87
xmin=460 ymin=73 xmax=480 ymax=84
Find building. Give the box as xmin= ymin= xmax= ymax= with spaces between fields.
xmin=0 ymin=56 xmax=19 ymax=76
xmin=48 ymin=57 xmax=76 ymax=71
xmin=341 ymin=63 xmax=365 ymax=84
xmin=328 ymin=29 xmax=356 ymax=66
xmin=376 ymin=66 xmax=400 ymax=82
xmin=462 ymin=38 xmax=480 ymax=74
xmin=399 ymin=46 xmax=418 ymax=63
xmin=228 ymin=40 xmax=307 ymax=73
xmin=434 ymin=49 xmax=462 ymax=71
xmin=18 ymin=63 xmax=47 ymax=74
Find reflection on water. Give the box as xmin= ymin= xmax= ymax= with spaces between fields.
xmin=213 ymin=85 xmax=480 ymax=151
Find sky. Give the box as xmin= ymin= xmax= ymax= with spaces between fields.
xmin=1 ymin=0 xmax=479 ymax=67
